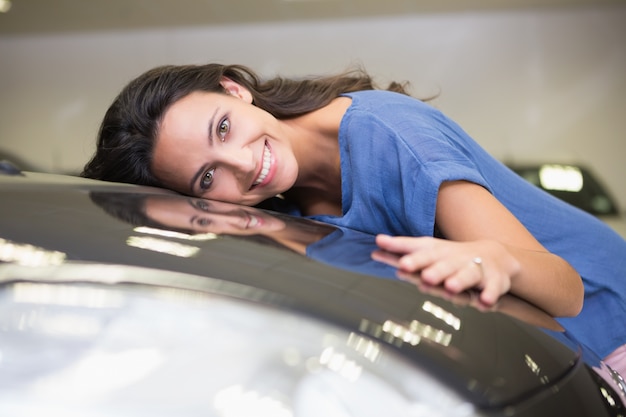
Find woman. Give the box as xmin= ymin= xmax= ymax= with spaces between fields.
xmin=82 ymin=63 xmax=626 ymax=370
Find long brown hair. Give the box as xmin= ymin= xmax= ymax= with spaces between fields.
xmin=81 ymin=63 xmax=410 ymax=188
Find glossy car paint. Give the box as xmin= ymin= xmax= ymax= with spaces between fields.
xmin=0 ymin=169 xmax=624 ymax=416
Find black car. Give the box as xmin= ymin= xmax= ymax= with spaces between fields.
xmin=0 ymin=165 xmax=624 ymax=417
xmin=507 ymin=162 xmax=626 ymax=239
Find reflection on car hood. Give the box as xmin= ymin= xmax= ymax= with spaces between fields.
xmin=0 ymin=171 xmax=615 ymax=412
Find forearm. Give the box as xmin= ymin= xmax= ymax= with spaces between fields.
xmin=504 ymin=243 xmax=583 ymax=317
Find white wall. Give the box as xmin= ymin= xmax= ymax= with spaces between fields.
xmin=1 ymin=6 xmax=625 ymax=208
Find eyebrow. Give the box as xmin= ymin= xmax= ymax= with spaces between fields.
xmin=188 ymin=107 xmax=220 ymax=195
xmin=187 ymin=199 xmax=200 ymax=226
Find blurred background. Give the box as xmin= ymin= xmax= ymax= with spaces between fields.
xmin=0 ymin=0 xmax=624 ymax=208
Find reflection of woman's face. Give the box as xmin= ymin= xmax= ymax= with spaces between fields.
xmin=144 ymin=196 xmax=286 ymax=235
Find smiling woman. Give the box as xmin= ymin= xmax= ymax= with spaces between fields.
xmin=81 ymin=63 xmax=626 ymax=375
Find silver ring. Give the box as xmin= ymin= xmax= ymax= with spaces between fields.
xmin=472 ymin=257 xmax=484 ymax=277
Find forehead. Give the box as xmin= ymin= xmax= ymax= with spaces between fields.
xmin=162 ymin=91 xmax=220 ymax=126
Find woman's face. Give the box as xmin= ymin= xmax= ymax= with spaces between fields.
xmin=152 ymin=86 xmax=299 ymax=206
xmin=144 ymin=196 xmax=286 ymax=235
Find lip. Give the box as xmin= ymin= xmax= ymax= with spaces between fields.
xmin=250 ymin=140 xmax=276 ymax=190
xmin=245 ymin=213 xmax=263 ymax=229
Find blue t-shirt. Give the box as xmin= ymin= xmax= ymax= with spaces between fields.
xmin=305 ymin=90 xmax=626 ymax=358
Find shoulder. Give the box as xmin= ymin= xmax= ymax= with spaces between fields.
xmin=343 ymin=89 xmax=421 ymax=107
xmin=340 ymin=90 xmax=444 ymax=142
xmin=342 ymin=90 xmax=442 ymax=125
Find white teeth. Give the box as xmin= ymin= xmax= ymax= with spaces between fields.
xmin=254 ymin=144 xmax=271 ymax=186
xmin=248 ymin=215 xmax=259 ymax=228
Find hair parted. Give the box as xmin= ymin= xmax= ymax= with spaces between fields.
xmin=81 ymin=63 xmax=411 ymax=187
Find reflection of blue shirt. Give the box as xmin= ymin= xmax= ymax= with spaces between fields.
xmin=304 ymin=90 xmax=626 ymax=358
xmin=305 ymin=227 xmax=398 ymax=279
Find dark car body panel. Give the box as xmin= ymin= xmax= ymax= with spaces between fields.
xmin=1 ymin=171 xmax=624 ymax=416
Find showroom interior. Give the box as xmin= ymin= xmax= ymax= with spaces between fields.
xmin=1 ymin=0 xmax=625 ymax=210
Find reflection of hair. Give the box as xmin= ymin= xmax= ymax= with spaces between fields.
xmin=89 ymin=191 xmax=185 ymax=232
xmin=81 ymin=63 xmax=411 ymax=188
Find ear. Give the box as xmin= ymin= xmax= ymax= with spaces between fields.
xmin=220 ymin=77 xmax=253 ymax=104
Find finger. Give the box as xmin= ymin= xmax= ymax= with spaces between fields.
xmin=442 ymin=269 xmax=479 ymax=294
xmin=375 ymin=234 xmax=432 ymax=255
xmin=478 ymin=278 xmax=510 ymax=306
xmin=418 ymin=257 xmax=465 ymax=284
xmin=440 ymin=258 xmax=484 ymax=293
xmin=479 ymin=286 xmax=500 ymax=306
xmin=476 ymin=260 xmax=511 ymax=307
xmin=371 ymin=249 xmax=402 ymax=268
xmin=398 ymin=271 xmax=475 ymax=307
xmin=396 ymin=269 xmax=422 ymax=285
xmin=405 ymin=250 xmax=472 ymax=285
xmin=394 ymin=247 xmax=444 ymax=273
xmin=467 ymin=291 xmax=495 ymax=312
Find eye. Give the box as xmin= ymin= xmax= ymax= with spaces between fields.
xmin=196 ymin=218 xmax=211 ymax=227
xmin=217 ymin=118 xmax=230 ymax=141
xmin=200 ymin=168 xmax=215 ymax=190
xmin=192 ymin=199 xmax=211 ymax=212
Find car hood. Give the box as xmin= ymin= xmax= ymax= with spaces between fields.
xmin=0 ymin=171 xmax=599 ymax=410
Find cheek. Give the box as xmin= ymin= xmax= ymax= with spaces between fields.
xmin=207 ymin=178 xmax=246 ymax=203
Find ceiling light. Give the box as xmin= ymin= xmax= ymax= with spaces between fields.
xmin=0 ymin=0 xmax=11 ymax=13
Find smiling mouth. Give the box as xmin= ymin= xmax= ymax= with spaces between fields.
xmin=252 ymin=142 xmax=272 ymax=187
xmin=246 ymin=213 xmax=261 ymax=229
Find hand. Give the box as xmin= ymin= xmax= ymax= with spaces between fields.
xmin=372 ymin=234 xmax=520 ymax=306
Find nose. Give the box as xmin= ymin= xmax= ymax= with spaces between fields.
xmin=219 ymin=145 xmax=255 ymax=177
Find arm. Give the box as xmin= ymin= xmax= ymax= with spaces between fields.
xmin=373 ymin=180 xmax=584 ymax=317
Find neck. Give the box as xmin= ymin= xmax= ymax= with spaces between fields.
xmin=283 ymin=187 xmax=342 ymax=216
xmin=281 ymin=97 xmax=351 ymax=216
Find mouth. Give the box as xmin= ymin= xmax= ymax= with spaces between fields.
xmin=251 ymin=141 xmax=272 ymax=189
xmin=245 ymin=213 xmax=262 ymax=229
